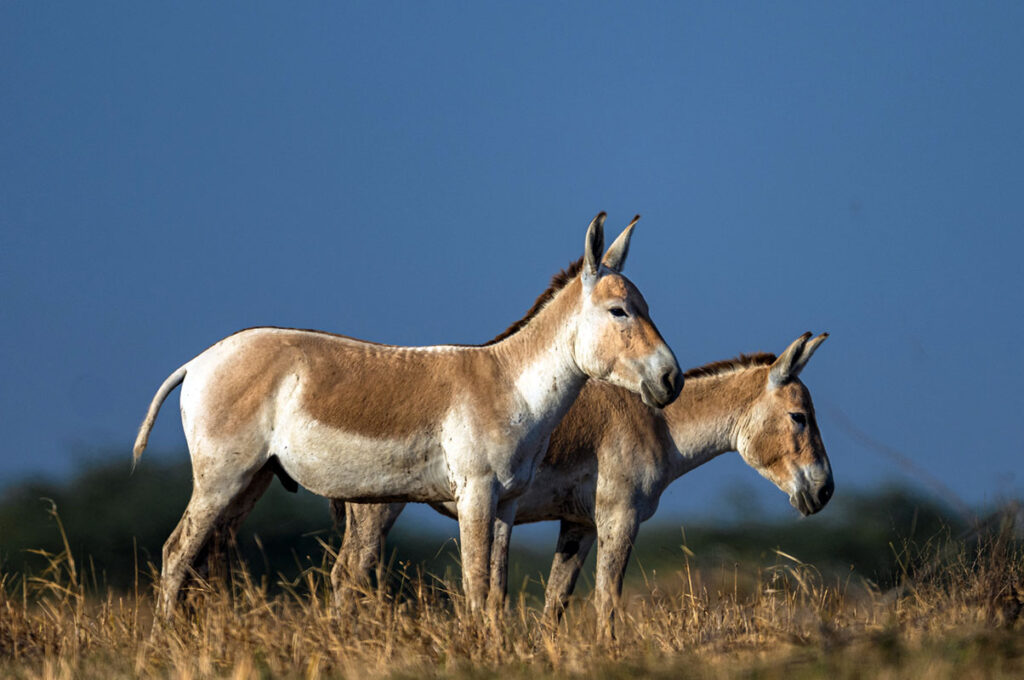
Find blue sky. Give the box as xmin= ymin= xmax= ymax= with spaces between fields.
xmin=2 ymin=2 xmax=1023 ymax=527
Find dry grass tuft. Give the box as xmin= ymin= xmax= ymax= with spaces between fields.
xmin=1 ymin=513 xmax=1023 ymax=679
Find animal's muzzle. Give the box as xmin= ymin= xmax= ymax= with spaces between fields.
xmin=790 ymin=475 xmax=834 ymax=517
xmin=641 ymin=367 xmax=683 ymax=409
xmin=663 ymin=366 xmax=683 ymax=403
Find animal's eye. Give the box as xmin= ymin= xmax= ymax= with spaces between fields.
xmin=789 ymin=412 xmax=807 ymax=427
xmin=609 ymin=307 xmax=628 ymax=318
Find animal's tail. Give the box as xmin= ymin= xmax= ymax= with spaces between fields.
xmin=133 ymin=364 xmax=188 ymax=468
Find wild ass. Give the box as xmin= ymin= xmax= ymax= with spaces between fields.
xmin=132 ymin=213 xmax=683 ymax=617
xmin=338 ymin=332 xmax=832 ymax=622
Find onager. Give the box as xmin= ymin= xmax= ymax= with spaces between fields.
xmin=133 ymin=213 xmax=683 ymax=617
xmin=339 ymin=332 xmax=832 ymax=624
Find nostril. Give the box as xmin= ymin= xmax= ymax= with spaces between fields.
xmin=661 ymin=367 xmax=680 ymax=397
xmin=817 ymin=479 xmax=834 ymax=506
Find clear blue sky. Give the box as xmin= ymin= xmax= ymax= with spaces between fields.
xmin=2 ymin=3 xmax=1022 ymax=525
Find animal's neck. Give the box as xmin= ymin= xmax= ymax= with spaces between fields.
xmin=493 ymin=277 xmax=587 ymax=426
xmin=661 ymin=367 xmax=765 ymax=480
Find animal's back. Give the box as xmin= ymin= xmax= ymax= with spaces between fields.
xmin=180 ymin=327 xmax=484 ymax=501
xmin=183 ymin=327 xmax=461 ymax=434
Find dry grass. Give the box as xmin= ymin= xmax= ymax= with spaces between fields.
xmin=1 ymin=515 xmax=1023 ymax=679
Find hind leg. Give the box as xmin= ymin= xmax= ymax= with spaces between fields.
xmin=331 ymin=501 xmax=406 ymax=610
xmin=543 ymin=520 xmax=596 ymax=621
xmin=195 ymin=463 xmax=277 ymax=584
xmin=158 ymin=457 xmax=265 ymax=619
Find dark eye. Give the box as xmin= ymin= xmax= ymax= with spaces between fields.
xmin=609 ymin=307 xmax=628 ymax=318
xmin=790 ymin=412 xmax=807 ymax=427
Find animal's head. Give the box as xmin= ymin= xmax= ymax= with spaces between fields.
xmin=573 ymin=213 xmax=682 ymax=409
xmin=736 ymin=332 xmax=833 ymax=516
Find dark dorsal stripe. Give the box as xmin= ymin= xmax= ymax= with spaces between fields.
xmin=683 ymin=352 xmax=777 ymax=380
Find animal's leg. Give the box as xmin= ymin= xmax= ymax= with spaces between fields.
xmin=455 ymin=477 xmax=499 ymax=614
xmin=593 ymin=508 xmax=640 ymax=638
xmin=196 ymin=464 xmax=276 ymax=584
xmin=328 ymin=499 xmax=347 ymax=581
xmin=542 ymin=520 xmax=596 ymax=621
xmin=331 ymin=501 xmax=406 ymax=610
xmin=486 ymin=499 xmax=518 ymax=614
xmin=345 ymin=502 xmax=406 ymax=578
xmin=158 ymin=463 xmax=261 ymax=619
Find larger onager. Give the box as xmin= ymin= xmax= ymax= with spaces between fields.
xmin=133 ymin=213 xmax=682 ymax=617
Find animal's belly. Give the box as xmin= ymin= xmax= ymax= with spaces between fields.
xmin=272 ymin=421 xmax=451 ymax=502
xmin=515 ymin=465 xmax=597 ymax=525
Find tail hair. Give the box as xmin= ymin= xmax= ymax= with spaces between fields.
xmin=133 ymin=364 xmax=187 ymax=469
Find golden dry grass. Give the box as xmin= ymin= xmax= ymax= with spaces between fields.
xmin=1 ymin=518 xmax=1022 ymax=679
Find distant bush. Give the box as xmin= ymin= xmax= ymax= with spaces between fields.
xmin=0 ymin=454 xmax=969 ymax=594
xmin=631 ymin=485 xmax=967 ymax=590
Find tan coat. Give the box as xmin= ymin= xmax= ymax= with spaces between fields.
xmin=340 ymin=333 xmax=832 ymax=625
xmin=133 ymin=213 xmax=682 ymax=617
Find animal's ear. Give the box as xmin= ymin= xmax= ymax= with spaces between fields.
xmin=790 ymin=332 xmax=829 ymax=376
xmin=769 ymin=332 xmax=813 ymax=387
xmin=601 ymin=214 xmax=640 ymax=272
xmin=582 ymin=212 xmax=607 ymax=285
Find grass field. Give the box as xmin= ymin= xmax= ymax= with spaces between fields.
xmin=1 ymin=510 xmax=1022 ymax=679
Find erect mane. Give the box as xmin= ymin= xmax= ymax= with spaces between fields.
xmin=683 ymin=352 xmax=777 ymax=380
xmin=484 ymin=257 xmax=584 ymax=345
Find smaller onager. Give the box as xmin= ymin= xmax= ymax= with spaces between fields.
xmin=133 ymin=213 xmax=682 ymax=617
xmin=339 ymin=332 xmax=832 ymax=623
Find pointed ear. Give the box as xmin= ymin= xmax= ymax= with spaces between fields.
xmin=769 ymin=332 xmax=813 ymax=387
xmin=582 ymin=212 xmax=607 ymax=282
xmin=601 ymin=214 xmax=639 ymax=272
xmin=790 ymin=332 xmax=829 ymax=376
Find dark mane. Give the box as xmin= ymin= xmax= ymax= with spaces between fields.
xmin=484 ymin=257 xmax=584 ymax=345
xmin=683 ymin=352 xmax=777 ymax=380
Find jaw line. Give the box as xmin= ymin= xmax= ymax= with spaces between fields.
xmin=790 ymin=492 xmax=812 ymax=516
xmin=640 ymin=381 xmax=655 ymax=407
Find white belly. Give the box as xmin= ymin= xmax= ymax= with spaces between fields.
xmin=272 ymin=417 xmax=452 ymax=502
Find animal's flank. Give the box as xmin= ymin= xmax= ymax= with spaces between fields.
xmin=484 ymin=258 xmax=585 ymax=345
xmin=292 ymin=331 xmax=455 ymax=438
xmin=683 ymin=353 xmax=777 ymax=380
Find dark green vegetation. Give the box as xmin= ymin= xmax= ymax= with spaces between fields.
xmin=0 ymin=453 xmax=970 ymax=596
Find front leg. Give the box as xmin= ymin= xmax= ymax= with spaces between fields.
xmin=542 ymin=520 xmax=596 ymax=621
xmin=594 ymin=507 xmax=640 ymax=637
xmin=455 ymin=477 xmax=499 ymax=614
xmin=487 ymin=499 xmax=518 ymax=613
